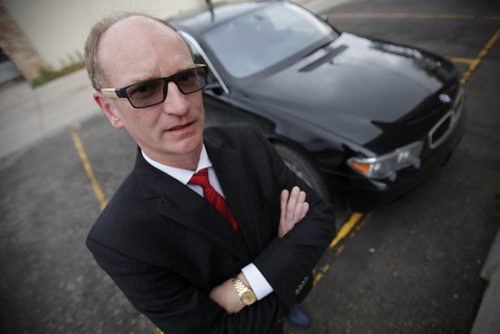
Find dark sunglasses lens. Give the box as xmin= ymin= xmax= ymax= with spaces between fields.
xmin=175 ymin=67 xmax=207 ymax=94
xmin=126 ymin=79 xmax=165 ymax=108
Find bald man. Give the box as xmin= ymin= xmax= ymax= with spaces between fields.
xmin=84 ymin=13 xmax=336 ymax=333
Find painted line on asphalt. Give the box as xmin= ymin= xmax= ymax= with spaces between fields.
xmin=329 ymin=212 xmax=364 ymax=248
xmin=328 ymin=12 xmax=500 ymax=21
xmin=460 ymin=28 xmax=500 ymax=84
xmin=328 ymin=11 xmax=499 ymax=84
xmin=313 ymin=212 xmax=369 ymax=285
xmin=70 ymin=124 xmax=108 ymax=210
xmin=71 ymin=125 xmax=163 ymax=334
xmin=448 ymin=57 xmax=476 ymax=65
xmin=313 ymin=263 xmax=331 ymax=285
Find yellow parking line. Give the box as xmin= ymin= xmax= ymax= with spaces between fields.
xmin=335 ymin=244 xmax=345 ymax=256
xmin=448 ymin=57 xmax=476 ymax=65
xmin=329 ymin=12 xmax=476 ymax=20
xmin=70 ymin=124 xmax=107 ymax=210
xmin=313 ymin=272 xmax=323 ymax=285
xmin=329 ymin=212 xmax=364 ymax=248
xmin=313 ymin=212 xmax=369 ymax=284
xmin=461 ymin=28 xmax=500 ymax=84
xmin=70 ymin=125 xmax=157 ymax=330
xmin=313 ymin=264 xmax=331 ymax=285
xmin=329 ymin=13 xmax=500 ymax=21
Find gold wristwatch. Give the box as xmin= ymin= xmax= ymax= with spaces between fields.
xmin=232 ymin=275 xmax=257 ymax=306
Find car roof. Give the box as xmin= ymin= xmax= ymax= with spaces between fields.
xmin=170 ymin=0 xmax=276 ymax=34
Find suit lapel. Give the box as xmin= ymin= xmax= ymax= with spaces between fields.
xmin=205 ymin=139 xmax=263 ymax=258
xmin=133 ymin=149 xmax=249 ymax=261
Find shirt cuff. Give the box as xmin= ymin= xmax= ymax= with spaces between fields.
xmin=242 ymin=263 xmax=274 ymax=300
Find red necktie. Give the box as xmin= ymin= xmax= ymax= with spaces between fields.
xmin=189 ymin=168 xmax=239 ymax=233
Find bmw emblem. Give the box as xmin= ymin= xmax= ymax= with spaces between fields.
xmin=439 ymin=93 xmax=452 ymax=104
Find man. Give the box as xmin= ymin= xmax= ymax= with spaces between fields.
xmin=85 ymin=13 xmax=336 ymax=333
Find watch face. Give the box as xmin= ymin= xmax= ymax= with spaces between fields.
xmin=241 ymin=290 xmax=256 ymax=305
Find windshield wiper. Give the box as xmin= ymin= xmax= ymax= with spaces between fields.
xmin=299 ymin=44 xmax=347 ymax=72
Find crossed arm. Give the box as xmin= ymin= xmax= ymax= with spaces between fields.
xmin=209 ymin=186 xmax=310 ymax=313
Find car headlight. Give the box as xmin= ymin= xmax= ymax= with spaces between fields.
xmin=347 ymin=141 xmax=423 ymax=180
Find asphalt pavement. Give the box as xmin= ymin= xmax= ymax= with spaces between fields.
xmin=1 ymin=0 xmax=499 ymax=333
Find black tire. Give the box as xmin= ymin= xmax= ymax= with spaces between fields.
xmin=273 ymin=142 xmax=332 ymax=203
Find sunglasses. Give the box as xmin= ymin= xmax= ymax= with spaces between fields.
xmin=100 ymin=64 xmax=208 ymax=109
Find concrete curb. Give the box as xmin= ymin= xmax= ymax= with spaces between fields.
xmin=471 ymin=226 xmax=500 ymax=334
xmin=481 ymin=226 xmax=500 ymax=281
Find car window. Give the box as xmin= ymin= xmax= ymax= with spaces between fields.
xmin=203 ymin=2 xmax=334 ymax=78
xmin=180 ymin=30 xmax=230 ymax=93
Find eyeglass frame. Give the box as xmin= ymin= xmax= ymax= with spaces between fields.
xmin=99 ymin=64 xmax=208 ymax=109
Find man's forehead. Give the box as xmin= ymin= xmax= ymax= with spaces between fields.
xmin=98 ymin=15 xmax=192 ymax=85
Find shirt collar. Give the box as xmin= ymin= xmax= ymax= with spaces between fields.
xmin=141 ymin=145 xmax=212 ymax=185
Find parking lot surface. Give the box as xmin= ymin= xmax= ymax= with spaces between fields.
xmin=1 ymin=0 xmax=499 ymax=333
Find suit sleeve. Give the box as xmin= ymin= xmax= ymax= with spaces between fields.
xmin=249 ymin=127 xmax=337 ymax=306
xmin=86 ymin=238 xmax=286 ymax=334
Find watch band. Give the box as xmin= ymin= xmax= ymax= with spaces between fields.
xmin=232 ymin=275 xmax=245 ymax=291
xmin=232 ymin=275 xmax=257 ymax=305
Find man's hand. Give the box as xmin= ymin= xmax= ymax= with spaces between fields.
xmin=210 ymin=186 xmax=309 ymax=312
xmin=278 ymin=186 xmax=309 ymax=238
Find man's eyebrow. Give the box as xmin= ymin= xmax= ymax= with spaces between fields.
xmin=122 ymin=76 xmax=153 ymax=86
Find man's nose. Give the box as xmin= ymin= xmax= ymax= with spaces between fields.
xmin=162 ymin=81 xmax=190 ymax=115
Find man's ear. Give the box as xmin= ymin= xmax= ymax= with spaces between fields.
xmin=93 ymin=91 xmax=125 ymax=128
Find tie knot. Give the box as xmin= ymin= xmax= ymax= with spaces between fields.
xmin=189 ymin=168 xmax=210 ymax=188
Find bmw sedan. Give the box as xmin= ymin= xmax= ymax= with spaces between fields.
xmin=172 ymin=0 xmax=465 ymax=209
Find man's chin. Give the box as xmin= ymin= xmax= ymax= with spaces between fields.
xmin=169 ymin=137 xmax=203 ymax=157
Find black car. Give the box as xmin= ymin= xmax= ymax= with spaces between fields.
xmin=172 ymin=0 xmax=465 ymax=209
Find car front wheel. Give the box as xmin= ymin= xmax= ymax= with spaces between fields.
xmin=273 ymin=142 xmax=331 ymax=203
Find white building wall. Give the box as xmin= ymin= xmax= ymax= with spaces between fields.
xmin=1 ymin=0 xmax=222 ymax=70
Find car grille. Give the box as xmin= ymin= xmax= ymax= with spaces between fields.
xmin=428 ymin=87 xmax=464 ymax=149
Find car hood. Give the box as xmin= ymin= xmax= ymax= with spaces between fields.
xmin=240 ymin=33 xmax=454 ymax=147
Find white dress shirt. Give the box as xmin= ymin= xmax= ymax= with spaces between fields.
xmin=142 ymin=147 xmax=273 ymax=300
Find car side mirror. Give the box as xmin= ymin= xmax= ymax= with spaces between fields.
xmin=204 ymin=81 xmax=224 ymax=95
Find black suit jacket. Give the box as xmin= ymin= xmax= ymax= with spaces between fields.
xmin=86 ymin=124 xmax=336 ymax=333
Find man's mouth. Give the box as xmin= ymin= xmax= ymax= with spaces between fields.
xmin=167 ymin=121 xmax=194 ymax=132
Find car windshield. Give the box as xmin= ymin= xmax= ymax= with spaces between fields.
xmin=203 ymin=2 xmax=334 ymax=78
